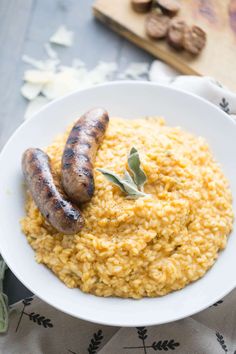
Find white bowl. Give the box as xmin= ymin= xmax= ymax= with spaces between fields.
xmin=0 ymin=81 xmax=235 ymax=327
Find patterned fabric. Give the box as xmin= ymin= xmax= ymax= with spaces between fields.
xmin=149 ymin=60 xmax=236 ymax=119
xmin=0 ymin=256 xmax=8 ymax=333
xmin=1 ymin=64 xmax=236 ymax=353
xmin=1 ymin=291 xmax=236 ymax=353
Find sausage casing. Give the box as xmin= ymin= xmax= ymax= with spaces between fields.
xmin=22 ymin=148 xmax=84 ymax=234
xmin=61 ymin=108 xmax=109 ymax=204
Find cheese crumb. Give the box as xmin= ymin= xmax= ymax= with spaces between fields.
xmin=21 ymin=82 xmax=43 ymax=100
xmin=21 ymin=26 xmax=151 ymax=120
xmin=22 ymin=55 xmax=59 ymax=71
xmin=44 ymin=43 xmax=58 ymax=60
xmin=50 ymin=25 xmax=74 ymax=47
xmin=118 ymin=62 xmax=149 ymax=79
xmin=24 ymin=70 xmax=54 ymax=84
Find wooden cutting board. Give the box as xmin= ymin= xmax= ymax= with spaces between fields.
xmin=93 ymin=0 xmax=236 ymax=92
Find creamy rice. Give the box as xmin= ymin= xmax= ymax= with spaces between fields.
xmin=21 ymin=117 xmax=234 ymax=298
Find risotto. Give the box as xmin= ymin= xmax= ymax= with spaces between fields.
xmin=21 ymin=117 xmax=234 ymax=298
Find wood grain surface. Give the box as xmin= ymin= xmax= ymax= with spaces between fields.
xmin=94 ymin=0 xmax=236 ymax=92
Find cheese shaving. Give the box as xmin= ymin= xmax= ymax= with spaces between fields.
xmin=21 ymin=26 xmax=150 ymax=121
xmin=50 ymin=25 xmax=74 ymax=47
xmin=21 ymin=82 xmax=43 ymax=100
xmin=41 ymin=63 xmax=117 ymax=100
xmin=44 ymin=43 xmax=58 ymax=60
xmin=22 ymin=55 xmax=59 ymax=71
xmin=42 ymin=70 xmax=81 ymax=100
xmin=87 ymin=62 xmax=117 ymax=84
xmin=118 ymin=62 xmax=149 ymax=79
xmin=24 ymin=70 xmax=54 ymax=84
xmin=22 ymin=55 xmax=46 ymax=70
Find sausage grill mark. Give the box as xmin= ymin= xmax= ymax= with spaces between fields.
xmin=61 ymin=108 xmax=109 ymax=204
xmin=63 ymin=148 xmax=75 ymax=159
xmin=22 ymin=107 xmax=109 ymax=234
xmin=95 ymin=121 xmax=106 ymax=131
xmin=22 ymin=148 xmax=84 ymax=234
xmin=67 ymin=136 xmax=79 ymax=145
xmin=77 ymin=166 xmax=93 ymax=178
xmin=86 ymin=130 xmax=99 ymax=143
xmin=72 ymin=125 xmax=83 ymax=132
xmin=62 ymin=162 xmax=72 ymax=170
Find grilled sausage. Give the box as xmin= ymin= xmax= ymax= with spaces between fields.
xmin=61 ymin=108 xmax=109 ymax=204
xmin=22 ymin=148 xmax=84 ymax=234
xmin=183 ymin=25 xmax=206 ymax=55
xmin=167 ymin=19 xmax=186 ymax=49
xmin=146 ymin=12 xmax=170 ymax=39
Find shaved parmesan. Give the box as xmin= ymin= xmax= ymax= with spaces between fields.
xmin=41 ymin=63 xmax=117 ymax=100
xmin=87 ymin=62 xmax=117 ymax=84
xmin=58 ymin=66 xmax=85 ymax=77
xmin=24 ymin=96 xmax=49 ymax=120
xmin=21 ymin=82 xmax=43 ymax=100
xmin=50 ymin=25 xmax=74 ymax=47
xmin=21 ymin=24 xmax=122 ymax=119
xmin=21 ymin=22 xmax=138 ymax=120
xmin=22 ymin=55 xmax=46 ymax=70
xmin=24 ymin=70 xmax=54 ymax=84
xmin=42 ymin=70 xmax=80 ymax=100
xmin=22 ymin=55 xmax=59 ymax=72
xmin=41 ymin=59 xmax=60 ymax=72
xmin=118 ymin=62 xmax=149 ymax=79
xmin=44 ymin=43 xmax=58 ymax=60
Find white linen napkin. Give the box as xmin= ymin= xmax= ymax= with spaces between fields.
xmin=149 ymin=60 xmax=236 ymax=119
xmin=1 ymin=61 xmax=236 ymax=354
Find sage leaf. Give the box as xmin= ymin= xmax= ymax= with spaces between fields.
xmin=121 ymin=180 xmax=149 ymax=198
xmin=97 ymin=168 xmax=126 ymax=193
xmin=123 ymin=170 xmax=136 ymax=187
xmin=128 ymin=147 xmax=147 ymax=190
xmin=97 ymin=168 xmax=149 ymax=199
xmin=130 ymin=147 xmax=138 ymax=155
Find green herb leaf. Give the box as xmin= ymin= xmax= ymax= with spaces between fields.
xmin=97 ymin=168 xmax=149 ymax=199
xmin=121 ymin=181 xmax=149 ymax=199
xmin=97 ymin=168 xmax=126 ymax=193
xmin=128 ymin=147 xmax=147 ymax=190
xmin=123 ymin=170 xmax=136 ymax=187
xmin=130 ymin=147 xmax=137 ymax=155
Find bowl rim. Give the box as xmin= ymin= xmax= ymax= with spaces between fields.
xmin=1 ymin=80 xmax=236 ymax=327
